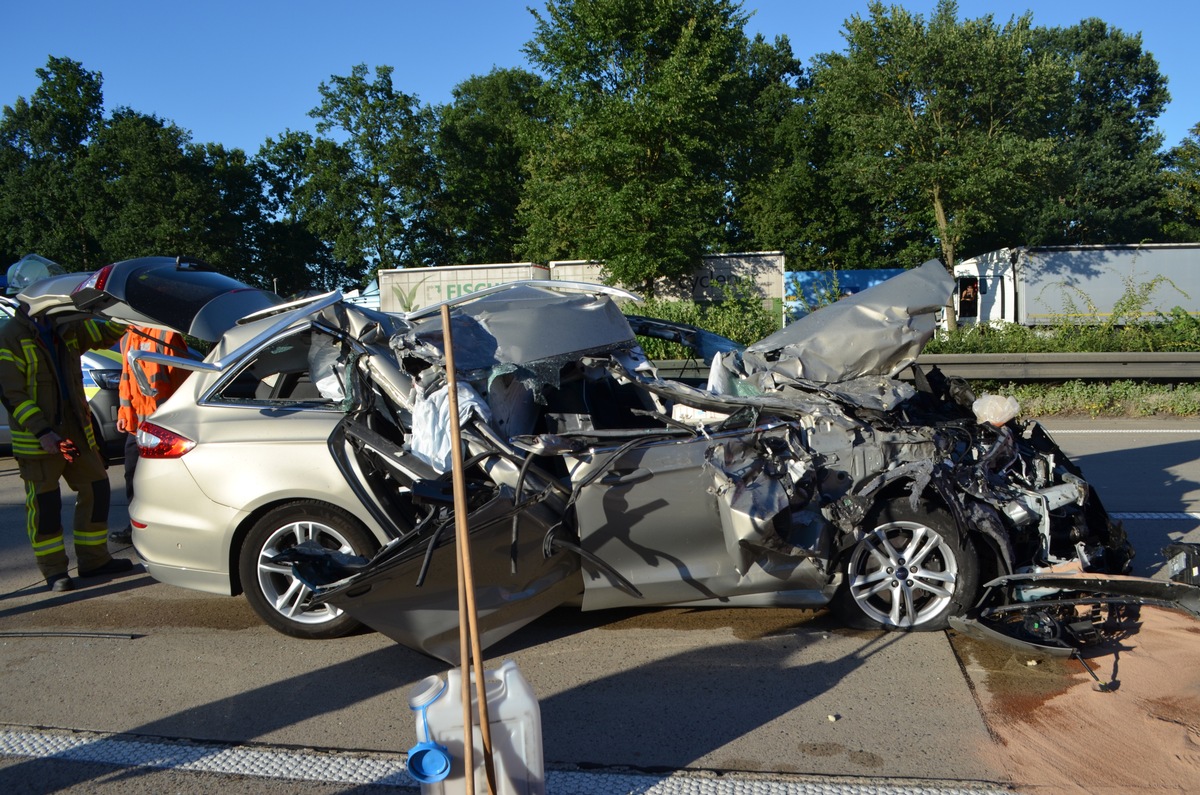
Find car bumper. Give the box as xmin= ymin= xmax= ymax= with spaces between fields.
xmin=131 ymin=458 xmax=243 ymax=596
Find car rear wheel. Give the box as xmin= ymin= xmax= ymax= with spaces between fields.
xmin=240 ymin=502 xmax=378 ymax=640
xmin=833 ymin=499 xmax=978 ymax=631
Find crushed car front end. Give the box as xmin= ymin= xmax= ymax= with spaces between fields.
xmin=272 ymin=270 xmax=1133 ymax=661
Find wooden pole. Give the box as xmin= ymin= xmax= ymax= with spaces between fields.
xmin=441 ymin=304 xmax=498 ymax=795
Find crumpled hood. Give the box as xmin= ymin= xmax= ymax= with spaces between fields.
xmin=743 ymin=259 xmax=952 ymax=383
xmin=394 ymin=282 xmax=641 ymax=375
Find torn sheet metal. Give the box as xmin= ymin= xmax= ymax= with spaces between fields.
xmin=560 ymin=425 xmax=833 ymax=612
xmin=394 ymin=283 xmax=640 ymax=375
xmin=311 ymin=492 xmax=582 ymax=664
xmin=743 ymin=259 xmax=952 ymax=383
xmin=704 ymin=430 xmax=819 ymax=576
xmin=950 ymin=571 xmax=1200 ymax=656
xmin=987 ymin=571 xmax=1200 ymax=618
xmin=251 ymin=275 xmax=1134 ymax=658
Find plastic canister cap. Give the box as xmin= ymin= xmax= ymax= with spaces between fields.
xmin=408 ymin=674 xmax=446 ymax=710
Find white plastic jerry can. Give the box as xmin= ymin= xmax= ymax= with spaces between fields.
xmin=407 ymin=660 xmax=544 ymax=795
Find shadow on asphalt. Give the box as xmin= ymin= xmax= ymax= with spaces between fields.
xmin=0 ymin=600 xmax=903 ymax=791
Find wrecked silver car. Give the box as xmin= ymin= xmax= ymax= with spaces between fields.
xmin=72 ymin=259 xmax=1143 ymax=661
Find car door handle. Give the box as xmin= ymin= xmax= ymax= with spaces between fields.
xmin=599 ymin=468 xmax=653 ymax=485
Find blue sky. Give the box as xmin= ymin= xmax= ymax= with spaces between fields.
xmin=2 ymin=1 xmax=1196 ymax=154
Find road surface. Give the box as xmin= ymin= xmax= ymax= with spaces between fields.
xmin=1 ymin=417 xmax=1198 ymax=793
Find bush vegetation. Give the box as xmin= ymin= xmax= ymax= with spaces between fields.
xmin=974 ymin=379 xmax=1200 ymax=418
xmin=929 ymin=274 xmax=1200 ymax=417
xmin=626 ymin=289 xmax=779 ymax=360
xmin=927 ymin=309 xmax=1200 ymax=355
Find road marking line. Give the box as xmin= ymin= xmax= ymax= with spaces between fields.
xmin=0 ymin=726 xmax=1014 ymax=794
xmin=1047 ymin=428 xmax=1200 ymax=434
xmin=1111 ymin=512 xmax=1200 ymax=521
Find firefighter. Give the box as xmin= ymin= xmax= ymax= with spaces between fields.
xmin=0 ymin=256 xmax=131 ymax=591
xmin=110 ymin=324 xmax=189 ymax=544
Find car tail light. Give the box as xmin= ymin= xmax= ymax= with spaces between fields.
xmin=74 ymin=263 xmax=113 ymax=294
xmin=137 ymin=421 xmax=196 ymax=459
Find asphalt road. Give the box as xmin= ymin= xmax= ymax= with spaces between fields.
xmin=1 ymin=417 xmax=1198 ymax=793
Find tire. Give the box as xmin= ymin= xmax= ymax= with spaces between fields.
xmin=239 ymin=501 xmax=378 ymax=640
xmin=832 ymin=498 xmax=978 ymax=631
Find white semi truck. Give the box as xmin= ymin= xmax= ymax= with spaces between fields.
xmin=952 ymin=243 xmax=1200 ymax=326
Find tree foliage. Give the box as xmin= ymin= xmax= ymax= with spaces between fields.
xmin=519 ymin=0 xmax=754 ymax=292
xmin=0 ymin=57 xmax=106 ymax=268
xmin=1163 ymin=124 xmax=1200 ymax=241
xmin=1023 ymin=19 xmax=1169 ymax=246
xmin=300 ymin=64 xmax=434 ymax=283
xmin=420 ymin=68 xmax=544 ymax=265
xmin=0 ymin=3 xmax=1186 ymax=301
xmin=255 ymin=131 xmax=339 ymax=294
xmin=0 ymin=58 xmax=269 ymax=276
xmin=812 ymin=0 xmax=1068 ymax=279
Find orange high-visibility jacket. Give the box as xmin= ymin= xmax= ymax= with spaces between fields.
xmin=117 ymin=326 xmax=190 ymax=430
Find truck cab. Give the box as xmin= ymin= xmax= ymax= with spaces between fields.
xmin=952 ymin=247 xmax=1020 ymax=325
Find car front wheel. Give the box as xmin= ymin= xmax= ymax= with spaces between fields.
xmin=832 ymin=499 xmax=978 ymax=631
xmin=239 ymin=502 xmax=378 ymax=640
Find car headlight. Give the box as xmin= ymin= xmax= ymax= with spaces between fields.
xmin=88 ymin=368 xmax=123 ymax=390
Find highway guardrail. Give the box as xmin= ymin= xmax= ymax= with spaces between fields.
xmin=657 ymin=352 xmax=1200 ymax=382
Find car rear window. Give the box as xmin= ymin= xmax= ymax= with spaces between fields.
xmin=124 ymin=265 xmax=260 ymax=325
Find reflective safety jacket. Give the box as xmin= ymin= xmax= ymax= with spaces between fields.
xmin=117 ymin=325 xmax=189 ymax=429
xmin=0 ymin=310 xmax=126 ymax=457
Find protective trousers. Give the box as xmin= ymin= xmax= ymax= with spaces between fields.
xmin=15 ymin=429 xmax=113 ymax=579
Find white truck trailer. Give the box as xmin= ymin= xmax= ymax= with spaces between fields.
xmin=953 ymin=243 xmax=1200 ymax=326
xmin=379 ymin=252 xmax=786 ymax=320
xmin=378 ymin=263 xmax=549 ymax=313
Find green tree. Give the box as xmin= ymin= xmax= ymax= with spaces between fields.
xmin=1022 ymin=19 xmax=1169 ymax=246
xmin=0 ymin=57 xmax=105 ymax=268
xmin=721 ymin=33 xmax=805 ymax=251
xmin=256 ymin=130 xmax=342 ymax=294
xmin=812 ymin=0 xmax=1068 ymax=324
xmin=729 ymin=34 xmax=919 ymax=271
xmin=81 ymin=108 xmax=207 ymax=260
xmin=300 ymin=64 xmax=434 ymax=285
xmin=193 ymin=142 xmax=269 ymax=283
xmin=420 ymin=68 xmax=544 ymax=266
xmin=519 ymin=0 xmax=753 ymax=292
xmin=2 ymin=58 xmax=270 ymax=277
xmin=1163 ymin=123 xmax=1200 ymax=241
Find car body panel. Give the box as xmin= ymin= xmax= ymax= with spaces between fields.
xmin=309 ymin=493 xmax=583 ymax=661
xmin=565 ymin=426 xmax=835 ymax=610
xmin=81 ymin=346 xmax=125 ymax=449
xmin=130 ymin=454 xmax=245 ymax=594
xmin=128 ymin=313 xmax=402 ymax=595
xmin=744 ymin=259 xmax=949 ymax=382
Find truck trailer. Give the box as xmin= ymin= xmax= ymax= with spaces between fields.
xmin=379 ymin=252 xmax=786 ymax=319
xmin=953 ymin=243 xmax=1200 ymax=326
xmin=378 ymin=262 xmax=549 ymax=313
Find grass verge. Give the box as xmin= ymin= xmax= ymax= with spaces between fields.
xmin=976 ymin=380 xmax=1200 ymax=419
